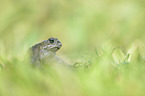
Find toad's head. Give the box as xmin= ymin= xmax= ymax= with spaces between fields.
xmin=37 ymin=37 xmax=62 ymax=58
xmin=40 ymin=37 xmax=62 ymax=52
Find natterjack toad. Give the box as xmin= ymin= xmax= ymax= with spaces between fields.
xmin=28 ymin=37 xmax=66 ymax=68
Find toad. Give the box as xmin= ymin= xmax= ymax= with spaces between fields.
xmin=28 ymin=37 xmax=66 ymax=68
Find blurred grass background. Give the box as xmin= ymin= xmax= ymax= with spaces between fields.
xmin=0 ymin=0 xmax=145 ymax=96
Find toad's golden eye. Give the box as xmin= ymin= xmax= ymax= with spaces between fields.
xmin=49 ymin=38 xmax=55 ymax=44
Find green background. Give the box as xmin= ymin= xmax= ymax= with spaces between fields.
xmin=0 ymin=0 xmax=145 ymax=96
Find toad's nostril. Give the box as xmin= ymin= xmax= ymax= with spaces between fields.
xmin=57 ymin=41 xmax=61 ymax=43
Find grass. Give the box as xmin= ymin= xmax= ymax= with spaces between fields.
xmin=0 ymin=44 xmax=145 ymax=96
xmin=1 ymin=0 xmax=145 ymax=96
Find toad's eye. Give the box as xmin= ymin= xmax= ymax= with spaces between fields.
xmin=50 ymin=40 xmax=54 ymax=43
xmin=49 ymin=38 xmax=55 ymax=44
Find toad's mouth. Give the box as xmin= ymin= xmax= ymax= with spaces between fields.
xmin=49 ymin=47 xmax=60 ymax=51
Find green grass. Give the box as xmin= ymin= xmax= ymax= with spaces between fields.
xmin=0 ymin=45 xmax=145 ymax=96
xmin=1 ymin=0 xmax=145 ymax=96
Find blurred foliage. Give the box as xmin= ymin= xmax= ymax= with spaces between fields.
xmin=0 ymin=0 xmax=145 ymax=96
